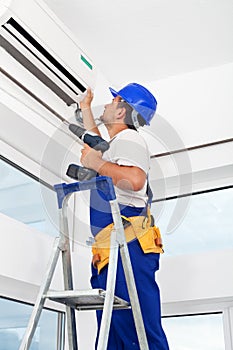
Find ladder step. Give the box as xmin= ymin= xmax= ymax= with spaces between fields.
xmin=46 ymin=289 xmax=130 ymax=311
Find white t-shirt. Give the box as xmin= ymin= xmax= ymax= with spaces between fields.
xmin=102 ymin=129 xmax=150 ymax=207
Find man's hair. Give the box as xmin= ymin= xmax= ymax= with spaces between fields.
xmin=117 ymin=101 xmax=146 ymax=130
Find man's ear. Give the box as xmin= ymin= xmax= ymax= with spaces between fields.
xmin=116 ymin=107 xmax=126 ymax=121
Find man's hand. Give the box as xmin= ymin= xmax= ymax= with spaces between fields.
xmin=80 ymin=144 xmax=106 ymax=172
xmin=79 ymin=88 xmax=101 ymax=135
xmin=80 ymin=88 xmax=94 ymax=110
xmin=81 ymin=143 xmax=146 ymax=191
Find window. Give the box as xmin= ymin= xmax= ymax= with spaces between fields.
xmin=0 ymin=158 xmax=59 ymax=236
xmin=0 ymin=298 xmax=64 ymax=350
xmin=152 ymin=187 xmax=233 ymax=255
xmin=162 ymin=313 xmax=225 ymax=350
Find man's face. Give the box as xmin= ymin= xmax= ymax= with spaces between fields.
xmin=100 ymin=96 xmax=122 ymax=125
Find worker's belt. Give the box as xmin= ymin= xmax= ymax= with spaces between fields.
xmin=92 ymin=213 xmax=164 ymax=274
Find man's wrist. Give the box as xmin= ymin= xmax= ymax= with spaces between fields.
xmin=80 ymin=105 xmax=91 ymax=111
xmin=93 ymin=159 xmax=107 ymax=173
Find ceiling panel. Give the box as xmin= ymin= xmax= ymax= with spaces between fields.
xmin=44 ymin=0 xmax=233 ymax=85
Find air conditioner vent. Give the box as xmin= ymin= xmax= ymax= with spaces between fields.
xmin=0 ymin=34 xmax=76 ymax=105
xmin=1 ymin=17 xmax=87 ymax=105
xmin=5 ymin=18 xmax=86 ymax=93
xmin=0 ymin=0 xmax=96 ymax=109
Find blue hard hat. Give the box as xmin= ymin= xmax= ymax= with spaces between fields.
xmin=109 ymin=82 xmax=157 ymax=125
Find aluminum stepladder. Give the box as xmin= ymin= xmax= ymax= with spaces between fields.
xmin=20 ymin=176 xmax=149 ymax=350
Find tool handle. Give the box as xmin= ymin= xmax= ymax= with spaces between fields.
xmin=83 ymin=134 xmax=109 ymax=153
xmin=66 ymin=164 xmax=97 ymax=181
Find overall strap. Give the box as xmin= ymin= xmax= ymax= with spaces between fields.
xmin=146 ymin=176 xmax=153 ymax=210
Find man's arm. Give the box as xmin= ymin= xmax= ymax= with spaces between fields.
xmin=80 ymin=88 xmax=101 ymax=135
xmin=80 ymin=144 xmax=146 ymax=191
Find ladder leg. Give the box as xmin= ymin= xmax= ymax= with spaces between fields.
xmin=60 ymin=199 xmax=78 ymax=350
xmin=110 ymin=199 xmax=149 ymax=350
xmin=119 ymin=243 xmax=149 ymax=350
xmin=19 ymin=237 xmax=62 ymax=350
xmin=97 ymin=229 xmax=118 ymax=350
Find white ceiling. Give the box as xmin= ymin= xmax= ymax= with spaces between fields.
xmin=44 ymin=0 xmax=233 ymax=87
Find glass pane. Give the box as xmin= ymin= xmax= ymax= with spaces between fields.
xmin=162 ymin=313 xmax=225 ymax=350
xmin=0 ymin=298 xmax=63 ymax=349
xmin=152 ymin=188 xmax=233 ymax=255
xmin=0 ymin=159 xmax=59 ymax=236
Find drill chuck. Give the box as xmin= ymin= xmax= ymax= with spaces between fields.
xmin=69 ymin=124 xmax=109 ymax=153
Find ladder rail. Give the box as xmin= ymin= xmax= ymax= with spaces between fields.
xmin=60 ymin=195 xmax=78 ymax=350
xmin=97 ymin=227 xmax=119 ymax=350
xmin=110 ymin=199 xmax=149 ymax=350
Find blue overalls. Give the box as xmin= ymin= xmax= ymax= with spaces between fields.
xmin=90 ymin=188 xmax=169 ymax=350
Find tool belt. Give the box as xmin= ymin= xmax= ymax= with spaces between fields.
xmin=92 ymin=212 xmax=164 ymax=274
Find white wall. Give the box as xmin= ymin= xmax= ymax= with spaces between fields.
xmin=147 ymin=62 xmax=233 ymax=150
xmin=158 ymin=250 xmax=233 ymax=315
xmin=143 ymin=63 xmax=233 ymax=198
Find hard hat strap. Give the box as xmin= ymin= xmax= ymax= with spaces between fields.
xmin=131 ymin=109 xmax=140 ymax=129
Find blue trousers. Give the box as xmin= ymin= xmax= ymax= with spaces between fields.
xmin=90 ymin=239 xmax=169 ymax=350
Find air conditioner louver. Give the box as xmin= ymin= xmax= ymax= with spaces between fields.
xmin=0 ymin=0 xmax=96 ymax=106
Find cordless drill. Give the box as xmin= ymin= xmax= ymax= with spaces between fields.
xmin=66 ymin=124 xmax=109 ymax=181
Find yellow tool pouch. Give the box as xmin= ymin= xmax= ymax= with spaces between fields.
xmin=92 ymin=213 xmax=164 ymax=274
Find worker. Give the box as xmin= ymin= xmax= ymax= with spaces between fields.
xmin=80 ymin=83 xmax=169 ymax=350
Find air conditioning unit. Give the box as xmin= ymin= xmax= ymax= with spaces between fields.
xmin=0 ymin=0 xmax=96 ymax=106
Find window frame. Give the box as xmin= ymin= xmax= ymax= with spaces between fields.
xmin=0 ymin=296 xmax=65 ymax=350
